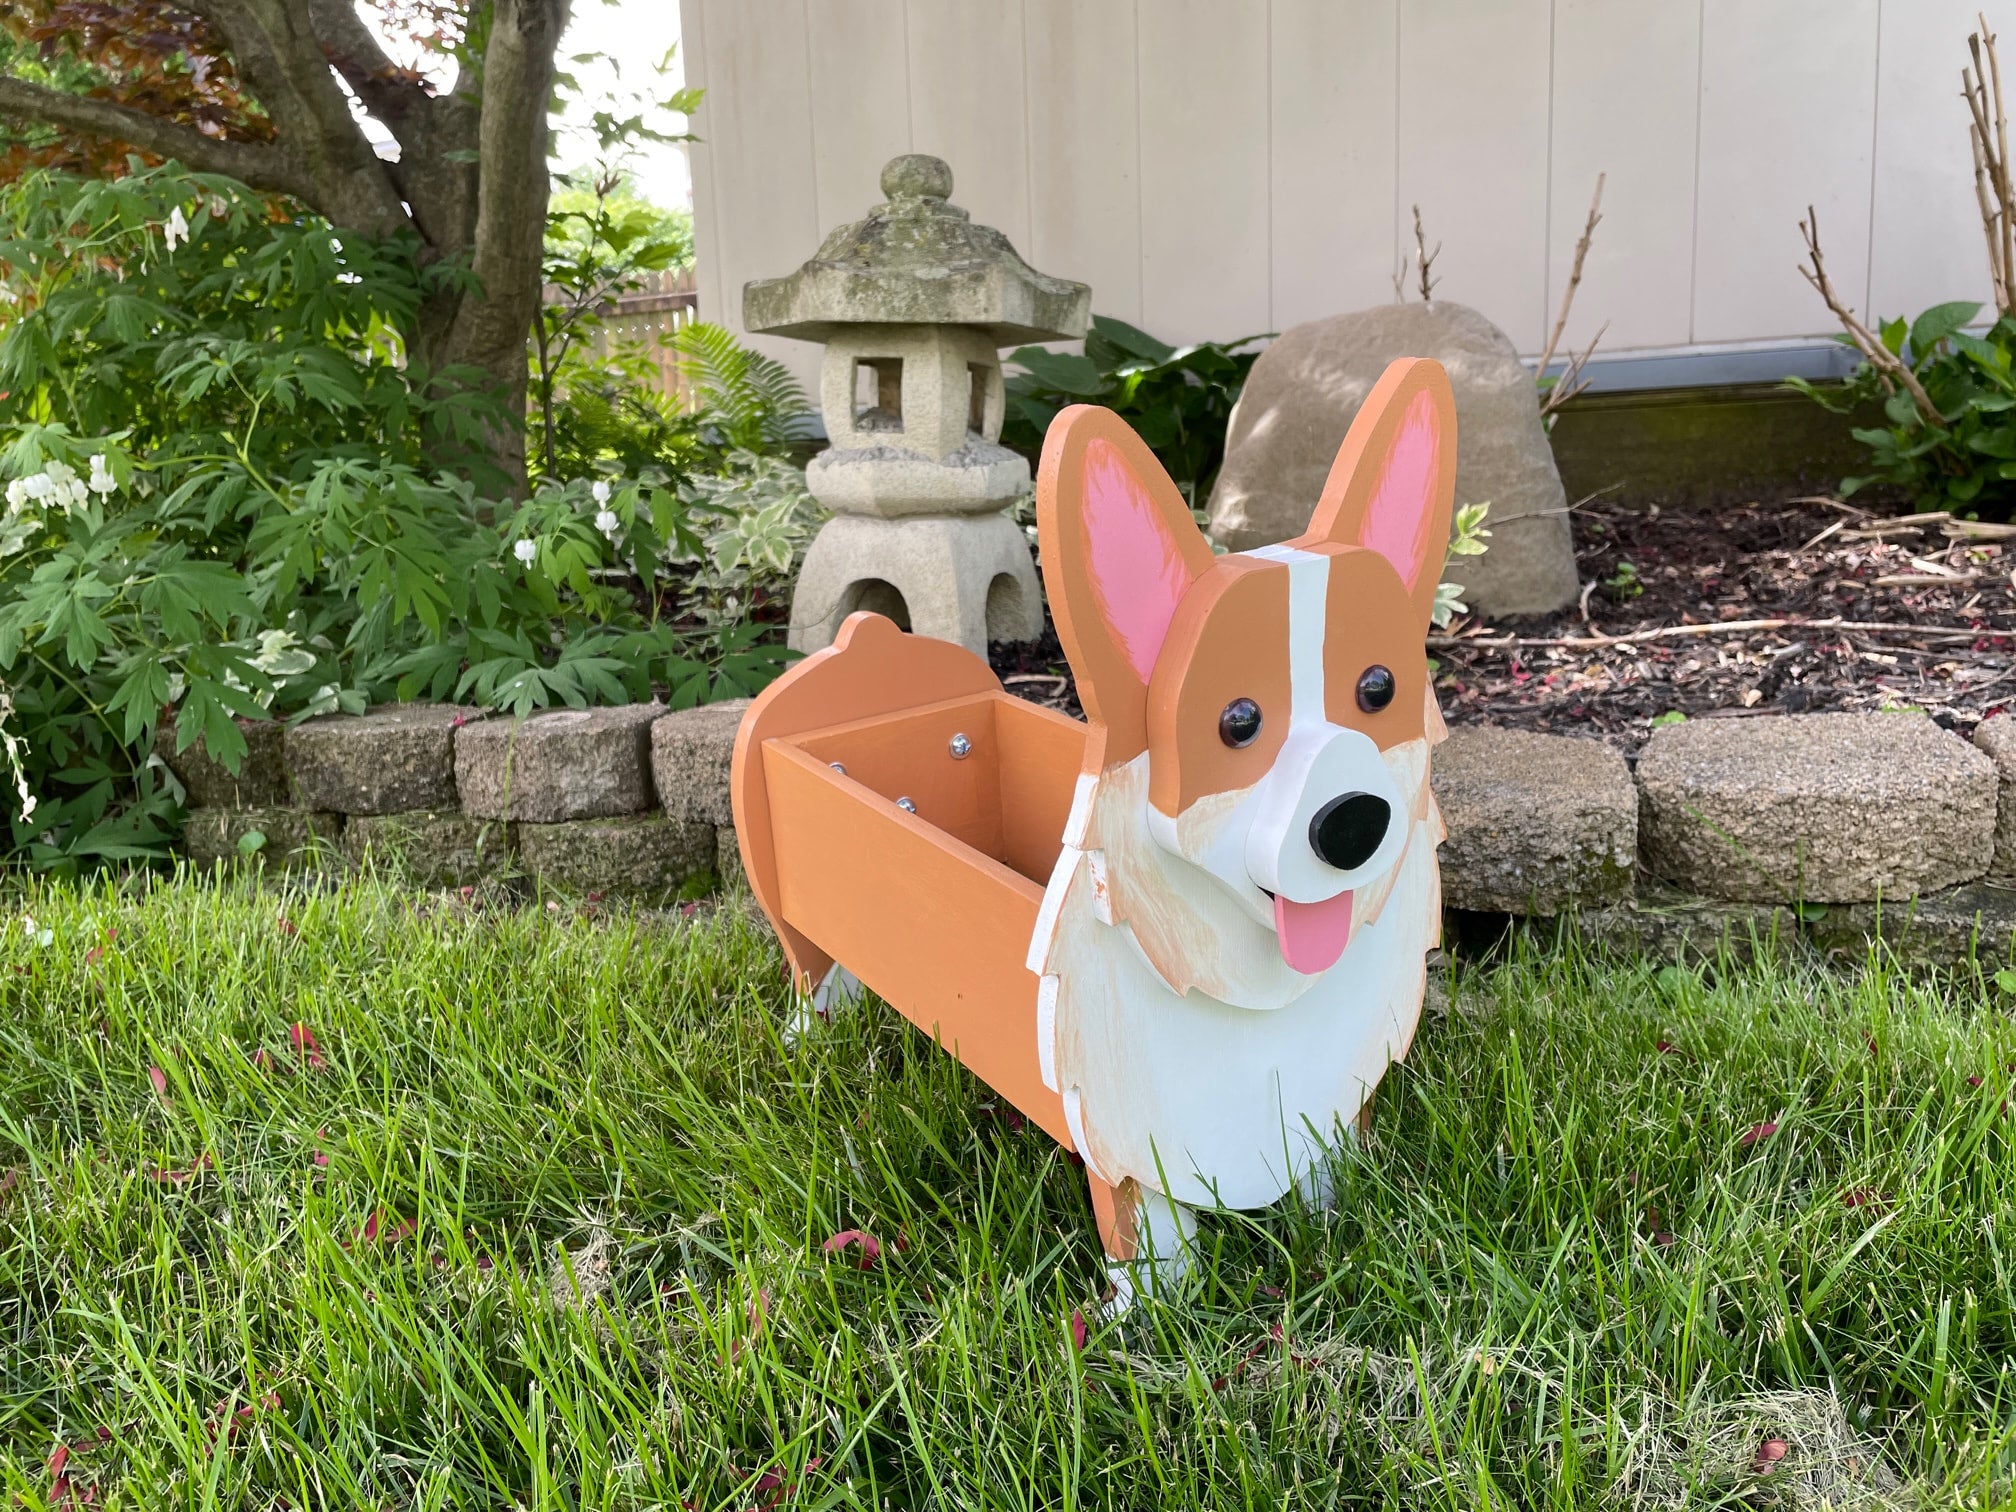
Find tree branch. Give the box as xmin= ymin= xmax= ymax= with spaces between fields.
xmin=1798 ymin=205 xmax=1946 ymax=426
xmin=1536 ymin=173 xmax=1605 ymax=417
xmin=307 ymin=0 xmax=433 ymax=132
xmin=0 ymin=72 xmax=306 ymax=197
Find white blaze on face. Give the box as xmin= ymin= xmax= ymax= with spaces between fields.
xmin=1177 ymin=544 xmax=1405 ymax=976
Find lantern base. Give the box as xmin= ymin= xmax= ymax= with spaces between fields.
xmin=787 ymin=511 xmax=1045 ymax=657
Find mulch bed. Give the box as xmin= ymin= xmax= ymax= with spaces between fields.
xmin=989 ymin=494 xmax=2016 ymax=754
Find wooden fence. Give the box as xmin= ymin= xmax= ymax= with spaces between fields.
xmin=545 ymin=266 xmax=702 ymax=405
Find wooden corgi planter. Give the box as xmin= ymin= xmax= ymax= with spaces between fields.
xmin=732 ymin=358 xmax=1456 ymax=1284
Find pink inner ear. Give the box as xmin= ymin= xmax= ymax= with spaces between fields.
xmin=1083 ymin=437 xmax=1193 ymax=682
xmin=1359 ymin=391 xmax=1441 ymax=592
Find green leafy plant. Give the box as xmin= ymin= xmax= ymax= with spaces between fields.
xmin=533 ymin=167 xmax=701 ymax=483
xmin=670 ymin=321 xmax=810 ymax=458
xmin=1793 ymin=23 xmax=2016 ymax=520
xmin=1789 ymin=301 xmax=2016 ymax=519
xmin=673 ymin=453 xmax=824 ymax=625
xmin=0 ymin=164 xmax=797 ymax=870
xmin=1001 ymin=316 xmax=1265 ymax=510
xmin=1432 ymin=501 xmax=1491 ymax=629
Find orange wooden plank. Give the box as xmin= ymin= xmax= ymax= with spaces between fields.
xmin=792 ymin=694 xmax=1007 ymax=865
xmin=731 ymin=613 xmax=1003 ymax=989
xmin=990 ymin=694 xmax=1089 ymax=884
xmin=762 ymin=739 xmax=1072 ymax=1149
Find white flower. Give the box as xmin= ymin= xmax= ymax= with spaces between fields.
xmin=594 ymin=508 xmax=619 ymax=540
xmin=19 ymin=915 xmax=48 ymax=947
xmin=513 ymin=537 xmax=537 ymax=565
xmin=20 ymin=473 xmax=51 ymax=502
xmin=4 ymin=480 xmax=26 ymax=510
xmin=164 ymin=204 xmax=189 ymax=252
xmin=591 ymin=479 xmax=613 ymax=505
xmin=88 ymin=454 xmax=115 ymax=496
xmin=40 ymin=464 xmax=85 ymax=514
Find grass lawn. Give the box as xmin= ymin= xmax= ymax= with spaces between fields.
xmin=1 ymin=873 xmax=2014 ymax=1509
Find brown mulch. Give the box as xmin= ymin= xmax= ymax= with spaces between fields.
xmin=1434 ymin=494 xmax=2016 ymax=752
xmin=989 ymin=494 xmax=2016 ymax=754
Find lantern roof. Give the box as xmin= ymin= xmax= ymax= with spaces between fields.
xmin=743 ymin=154 xmax=1090 ymax=346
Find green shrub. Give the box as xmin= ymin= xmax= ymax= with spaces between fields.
xmin=1000 ymin=316 xmax=1264 ymax=512
xmin=532 ymin=169 xmax=703 ymax=485
xmin=1790 ymin=300 xmax=2016 ymax=519
xmin=0 ymin=165 xmax=803 ymax=870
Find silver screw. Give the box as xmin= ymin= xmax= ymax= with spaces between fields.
xmin=948 ymin=732 xmax=972 ymax=760
xmin=830 ymin=762 xmax=847 ymax=775
xmin=896 ymin=796 xmax=917 ymax=813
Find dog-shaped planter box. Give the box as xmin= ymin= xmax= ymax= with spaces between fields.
xmin=732 ymin=357 xmax=1455 ymax=1286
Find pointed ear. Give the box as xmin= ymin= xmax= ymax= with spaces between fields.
xmin=1299 ymin=358 xmax=1457 ymax=625
xmin=1038 ymin=405 xmax=1214 ymax=762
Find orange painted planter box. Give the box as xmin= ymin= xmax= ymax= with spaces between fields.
xmin=733 ymin=358 xmax=1458 ymax=1275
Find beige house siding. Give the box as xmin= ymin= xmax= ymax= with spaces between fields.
xmin=683 ymin=0 xmax=2010 ymax=390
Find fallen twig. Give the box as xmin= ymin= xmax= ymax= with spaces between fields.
xmin=1429 ymin=616 xmax=2011 ymax=652
xmin=1794 ymin=517 xmax=1848 ymax=554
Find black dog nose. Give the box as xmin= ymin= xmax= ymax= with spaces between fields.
xmin=1309 ymin=793 xmax=1391 ymax=871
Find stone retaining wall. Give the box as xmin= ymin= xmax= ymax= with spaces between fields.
xmin=164 ymin=701 xmax=2016 ymax=969
xmin=164 ymin=700 xmax=750 ymax=903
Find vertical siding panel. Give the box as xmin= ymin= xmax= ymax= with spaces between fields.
xmin=1268 ymin=0 xmax=1398 ymax=332
xmin=1548 ymin=0 xmax=1701 ymax=352
xmin=1137 ymin=0 xmax=1272 ymax=343
xmin=1395 ymin=0 xmax=1552 ymax=352
xmin=689 ymin=0 xmax=824 ymax=388
xmin=907 ymin=0 xmax=1033 ymax=252
xmin=805 ymin=0 xmax=912 ymax=230
xmin=1023 ymin=0 xmax=1142 ymax=324
xmin=1867 ymin=1 xmax=2011 ymax=324
xmin=679 ymin=0 xmax=724 ymax=331
xmin=1693 ymin=0 xmax=1879 ymax=344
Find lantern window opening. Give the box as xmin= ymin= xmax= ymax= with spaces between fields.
xmin=854 ymin=356 xmax=905 ymax=436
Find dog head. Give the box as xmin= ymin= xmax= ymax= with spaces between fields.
xmin=1037 ymin=358 xmax=1455 ymax=998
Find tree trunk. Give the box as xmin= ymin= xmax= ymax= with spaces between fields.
xmin=0 ymin=0 xmax=572 ymax=495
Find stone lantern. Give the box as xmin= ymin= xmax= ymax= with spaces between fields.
xmin=744 ymin=154 xmax=1090 ymax=655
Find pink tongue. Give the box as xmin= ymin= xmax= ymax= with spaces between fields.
xmin=1272 ymin=889 xmax=1354 ymax=974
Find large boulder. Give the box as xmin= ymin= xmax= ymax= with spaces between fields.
xmin=1207 ymin=302 xmax=1580 ymax=617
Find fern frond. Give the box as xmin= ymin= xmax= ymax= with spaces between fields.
xmin=670 ymin=321 xmax=808 ymax=453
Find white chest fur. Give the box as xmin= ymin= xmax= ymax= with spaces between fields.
xmin=1028 ymin=748 xmax=1444 ymax=1210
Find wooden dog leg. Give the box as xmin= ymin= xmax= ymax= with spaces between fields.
xmin=1091 ymin=1174 xmax=1198 ymax=1310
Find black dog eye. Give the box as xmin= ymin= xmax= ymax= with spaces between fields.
xmin=1356 ymin=666 xmax=1396 ymax=712
xmin=1219 ymin=697 xmax=1262 ymax=748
